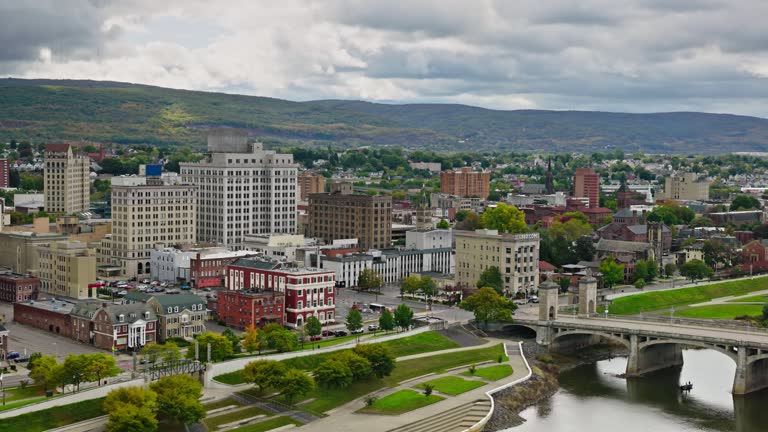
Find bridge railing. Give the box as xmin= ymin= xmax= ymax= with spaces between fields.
xmin=590 ymin=313 xmax=768 ymax=334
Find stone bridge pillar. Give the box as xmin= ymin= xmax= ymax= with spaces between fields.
xmin=626 ymin=334 xmax=683 ymax=377
xmin=538 ymin=279 xmax=560 ymax=321
xmin=733 ymin=346 xmax=768 ymax=395
xmin=734 ymin=346 xmax=748 ymax=395
xmin=578 ymin=270 xmax=597 ymax=317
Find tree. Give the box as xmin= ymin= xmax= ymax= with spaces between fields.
xmin=454 ymin=211 xmax=483 ymax=231
xmin=305 ymin=316 xmax=322 ymax=338
xmin=549 ymin=212 xmax=593 ymax=242
xmin=557 ymin=277 xmax=571 ymax=293
xmin=634 ymin=278 xmax=646 ymax=289
xmin=393 ymin=304 xmax=414 ymax=331
xmin=161 ymin=342 xmax=182 ymax=362
xmin=264 ymin=327 xmax=299 ymax=353
xmin=346 ymin=308 xmax=363 ymax=334
xmin=476 ymin=266 xmax=503 ymax=294
xmin=762 ymin=303 xmax=768 ymax=322
xmin=573 ymin=236 xmax=596 ymax=262
xmin=357 ymin=268 xmax=383 ymax=292
xmin=419 ymin=276 xmax=439 ymax=309
xmin=598 ymin=257 xmax=625 ymax=289
xmin=314 ymin=359 xmax=353 ymax=388
xmin=679 ymin=259 xmax=714 ymax=283
xmin=87 ymin=353 xmax=121 ymax=386
xmin=27 ymin=352 xmax=42 ymax=371
xmin=242 ymin=360 xmax=287 ymax=394
xmin=277 ymin=369 xmax=315 ymax=404
xmin=460 ymin=287 xmax=517 ymax=329
xmin=150 ymin=375 xmax=206 ymax=425
xmin=379 ymin=308 xmax=395 ymax=332
xmin=731 ymin=194 xmax=762 ymax=211
xmin=633 ymin=260 xmax=649 ymax=283
xmin=353 ymin=343 xmax=396 ymax=378
xmin=29 ymin=355 xmax=62 ymax=391
xmin=243 ymin=325 xmax=261 ymax=354
xmin=61 ymin=354 xmax=92 ymax=391
xmin=332 ymin=351 xmax=372 ymax=380
xmin=186 ymin=332 xmax=234 ymax=362
xmin=436 ymin=219 xmax=450 ymax=229
xmin=402 ymin=274 xmax=421 ymax=296
xmin=104 ymin=386 xmax=157 ymax=413
xmin=222 ymin=328 xmax=242 ymax=354
xmin=480 ymin=203 xmax=527 ymax=233
xmin=104 ymin=387 xmax=158 ymax=432
xmin=665 ymin=263 xmax=677 ymax=277
xmin=647 ymin=201 xmax=695 ymax=225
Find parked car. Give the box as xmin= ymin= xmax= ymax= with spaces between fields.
xmin=334 ymin=330 xmax=348 ymax=337
xmin=202 ymin=287 xmax=212 ymax=292
xmin=6 ymin=351 xmax=20 ymax=360
xmin=141 ymin=279 xmax=150 ymax=284
xmin=14 ymin=356 xmax=29 ymax=363
xmin=351 ymin=328 xmax=364 ymax=334
xmin=321 ymin=330 xmax=333 ymax=337
xmin=117 ymin=290 xmax=128 ymax=296
xmin=309 ymin=335 xmax=323 ymax=341
xmin=529 ymin=296 xmax=540 ymax=304
xmin=367 ymin=324 xmax=379 ymax=331
xmin=513 ymin=299 xmax=527 ymax=305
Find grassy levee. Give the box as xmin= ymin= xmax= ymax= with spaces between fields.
xmin=228 ymin=416 xmax=302 ymax=432
xmin=416 ymin=376 xmax=486 ymax=395
xmin=674 ymin=304 xmax=764 ymax=319
xmin=727 ymin=294 xmax=768 ymax=303
xmin=605 ymin=278 xmax=768 ymax=315
xmin=357 ymin=389 xmax=444 ymax=415
xmin=0 ymin=398 xmax=106 ymax=432
xmin=462 ymin=364 xmax=514 ymax=381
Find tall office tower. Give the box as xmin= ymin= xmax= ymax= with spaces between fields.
xmin=180 ymin=129 xmax=298 ymax=249
xmin=440 ymin=167 xmax=491 ymax=198
xmin=108 ymin=169 xmax=197 ymax=279
xmin=661 ymin=172 xmax=710 ymax=201
xmin=44 ymin=144 xmax=90 ymax=214
xmin=0 ymin=159 xmax=9 ymax=188
xmin=573 ymin=168 xmax=600 ymax=208
xmin=298 ymin=171 xmax=326 ymax=201
xmin=308 ymin=187 xmax=392 ymax=250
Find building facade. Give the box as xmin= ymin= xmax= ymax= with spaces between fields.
xmin=189 ymin=249 xmax=259 ymax=288
xmin=573 ymin=168 xmax=599 ymax=209
xmin=0 ymin=158 xmax=9 ymax=188
xmin=455 ymin=229 xmax=540 ymax=294
xmin=308 ymin=190 xmax=392 ymax=250
xmin=298 ymin=171 xmax=326 ymax=201
xmin=43 ymin=144 xmax=90 ymax=214
xmin=90 ymin=304 xmax=157 ymax=351
xmin=661 ymin=173 xmax=710 ymax=201
xmin=147 ymin=294 xmax=207 ymax=342
xmin=0 ymin=272 xmax=40 ymax=303
xmin=37 ymin=240 xmax=97 ymax=299
xmin=180 ymin=129 xmax=298 ymax=249
xmin=440 ymin=168 xmax=490 ymax=199
xmin=217 ymin=289 xmax=285 ymax=330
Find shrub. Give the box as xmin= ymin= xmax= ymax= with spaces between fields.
xmin=634 ymin=279 xmax=647 ymax=289
xmin=497 ymin=354 xmax=503 ymax=364
xmin=423 ymin=383 xmax=434 ymax=397
xmin=468 ymin=364 xmax=476 ymax=375
xmin=364 ymin=395 xmax=378 ymax=407
xmin=537 ymin=354 xmax=554 ymax=364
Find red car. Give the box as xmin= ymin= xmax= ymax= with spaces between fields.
xmin=321 ymin=330 xmax=333 ymax=337
xmin=310 ymin=335 xmax=323 ymax=341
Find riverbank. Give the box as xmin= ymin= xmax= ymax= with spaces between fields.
xmin=485 ymin=341 xmax=629 ymax=430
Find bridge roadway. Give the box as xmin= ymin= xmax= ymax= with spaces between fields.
xmin=509 ymin=309 xmax=768 ymax=395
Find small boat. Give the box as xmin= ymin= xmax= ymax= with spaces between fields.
xmin=680 ymin=382 xmax=693 ymax=392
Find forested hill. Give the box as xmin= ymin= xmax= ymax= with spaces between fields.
xmin=2 ymin=78 xmax=768 ymax=154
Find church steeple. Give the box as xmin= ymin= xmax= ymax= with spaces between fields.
xmin=544 ymin=157 xmax=555 ymax=195
xmin=617 ymin=174 xmax=632 ymax=210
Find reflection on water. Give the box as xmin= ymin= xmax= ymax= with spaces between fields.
xmin=501 ymin=349 xmax=768 ymax=432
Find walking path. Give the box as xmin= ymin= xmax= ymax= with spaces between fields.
xmin=606 ymin=274 xmax=768 ymax=301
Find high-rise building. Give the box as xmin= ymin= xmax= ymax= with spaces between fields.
xmin=573 ymin=168 xmax=600 ymax=208
xmin=298 ymin=171 xmax=326 ymax=201
xmin=440 ymin=168 xmax=491 ymax=198
xmin=180 ymin=129 xmax=298 ymax=249
xmin=660 ymin=172 xmax=710 ymax=201
xmin=107 ymin=172 xmax=197 ymax=279
xmin=455 ymin=229 xmax=540 ymax=295
xmin=37 ymin=240 xmax=97 ymax=299
xmin=308 ymin=188 xmax=392 ymax=250
xmin=44 ymin=144 xmax=90 ymax=214
xmin=0 ymin=159 xmax=9 ymax=188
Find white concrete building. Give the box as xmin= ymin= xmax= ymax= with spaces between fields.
xmin=44 ymin=144 xmax=90 ymax=214
xmin=180 ymin=129 xmax=298 ymax=249
xmin=242 ymin=233 xmax=309 ymax=262
xmin=405 ymin=229 xmax=453 ymax=250
xmin=150 ymin=247 xmax=197 ymax=282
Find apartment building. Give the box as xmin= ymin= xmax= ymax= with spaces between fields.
xmin=217 ymin=289 xmax=285 ymax=330
xmin=298 ymin=171 xmax=326 ymax=201
xmin=308 ymin=189 xmax=392 ymax=250
xmin=44 ymin=144 xmax=90 ymax=214
xmin=180 ymin=129 xmax=298 ymax=249
xmin=0 ymin=271 xmax=40 ymax=303
xmin=440 ymin=168 xmax=491 ymax=199
xmin=573 ymin=168 xmax=600 ymax=209
xmin=107 ymin=173 xmax=197 ymax=279
xmin=455 ymin=229 xmax=540 ymax=295
xmin=37 ymin=240 xmax=97 ymax=299
xmin=660 ymin=172 xmax=710 ymax=201
xmin=0 ymin=158 xmax=9 ymax=188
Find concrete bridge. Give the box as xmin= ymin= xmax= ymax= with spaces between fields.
xmin=505 ymin=275 xmax=768 ymax=395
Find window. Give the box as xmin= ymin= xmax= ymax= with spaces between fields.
xmin=167 ymin=307 xmax=172 ymax=313
xmin=174 ymin=306 xmax=179 ymax=313
xmin=118 ymin=314 xmax=124 ymax=322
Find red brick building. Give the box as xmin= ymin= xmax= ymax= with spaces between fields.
xmin=0 ymin=159 xmax=9 ymax=188
xmin=88 ymin=303 xmax=157 ymax=351
xmin=190 ymin=251 xmax=258 ymax=288
xmin=226 ymin=258 xmax=336 ymax=328
xmin=573 ymin=168 xmax=600 ymax=208
xmin=14 ymin=300 xmax=74 ymax=337
xmin=217 ymin=289 xmax=285 ymax=330
xmin=0 ymin=272 xmax=40 ymax=303
xmin=742 ymin=240 xmax=768 ymax=273
xmin=440 ymin=168 xmax=491 ymax=199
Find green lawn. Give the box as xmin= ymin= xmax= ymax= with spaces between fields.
xmin=357 ymin=389 xmax=444 ymax=415
xmin=203 ymin=406 xmax=272 ymax=430
xmin=416 ymin=376 xmax=486 ymax=395
xmin=0 ymin=396 xmax=49 ymax=412
xmin=0 ymin=398 xmax=105 ymax=432
xmin=204 ymin=397 xmax=244 ymax=411
xmin=4 ymin=385 xmax=46 ymax=402
xmin=727 ymin=294 xmax=768 ymax=303
xmin=603 ymin=278 xmax=768 ymax=315
xmin=673 ymin=304 xmax=764 ymax=319
xmin=228 ymin=416 xmax=303 ymax=432
xmin=462 ymin=364 xmax=514 ymax=381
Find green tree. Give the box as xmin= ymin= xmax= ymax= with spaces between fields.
xmin=646 ymin=259 xmax=659 ymax=281
xmin=104 ymin=386 xmax=157 ymax=413
xmin=436 ymin=219 xmax=450 ymax=229
xmin=476 ymin=266 xmax=503 ymax=294
xmin=243 ymin=325 xmax=261 ymax=354
xmin=305 ymin=316 xmax=322 ymax=338
xmin=731 ymin=195 xmax=762 ymax=211
xmin=679 ymin=259 xmax=714 ymax=282
xmin=150 ymin=374 xmax=206 ymax=425
xmin=557 ymin=277 xmax=571 ymax=293
xmin=186 ymin=332 xmax=234 ymax=362
xmin=29 ymin=355 xmax=62 ymax=391
xmin=27 ymin=352 xmax=42 ymax=371
xmin=264 ymin=327 xmax=299 ymax=353
xmin=634 ymin=278 xmax=646 ymax=289
xmin=242 ymin=360 xmax=288 ymax=395
xmin=402 ymin=274 xmax=421 ymax=296
xmin=346 ymin=308 xmax=363 ymax=333
xmin=357 ymin=268 xmax=383 ymax=292
xmin=353 ymin=343 xmax=396 ymax=378
xmin=549 ymin=212 xmax=593 ymax=241
xmin=454 ymin=211 xmax=483 ymax=231
xmin=665 ymin=263 xmax=677 ymax=277
xmin=419 ymin=276 xmax=439 ymax=309
xmin=598 ymin=257 xmax=625 ymax=289
xmin=87 ymin=353 xmax=121 ymax=386
xmin=633 ymin=260 xmax=649 ymax=283
xmin=379 ymin=308 xmax=395 ymax=332
xmin=313 ymin=359 xmax=353 ymax=389
xmin=480 ymin=203 xmax=527 ymax=233
xmin=460 ymin=287 xmax=517 ymax=329
xmin=160 ymin=342 xmax=182 ymax=362
xmin=104 ymin=387 xmax=158 ymax=432
xmin=573 ymin=236 xmax=596 ymax=262
xmin=277 ymin=369 xmax=315 ymax=404
xmin=393 ymin=304 xmax=414 ymax=331
xmin=332 ymin=351 xmax=372 ymax=380
xmin=222 ymin=328 xmax=242 ymax=354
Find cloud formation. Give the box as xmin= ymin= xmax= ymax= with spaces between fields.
xmin=2 ymin=0 xmax=768 ymax=116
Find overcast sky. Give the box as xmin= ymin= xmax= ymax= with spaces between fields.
xmin=3 ymin=0 xmax=768 ymax=116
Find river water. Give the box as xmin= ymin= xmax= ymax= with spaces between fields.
xmin=501 ymin=349 xmax=768 ymax=432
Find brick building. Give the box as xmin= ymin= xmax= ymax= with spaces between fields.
xmin=440 ymin=168 xmax=490 ymax=199
xmin=190 ymin=250 xmax=258 ymax=288
xmin=14 ymin=299 xmax=74 ymax=337
xmin=308 ymin=189 xmax=392 ymax=250
xmin=217 ymin=289 xmax=285 ymax=330
xmin=573 ymin=168 xmax=600 ymax=208
xmin=298 ymin=171 xmax=326 ymax=201
xmin=88 ymin=303 xmax=157 ymax=351
xmin=0 ymin=159 xmax=9 ymax=188
xmin=0 ymin=272 xmax=40 ymax=303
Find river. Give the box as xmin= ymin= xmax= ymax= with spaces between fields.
xmin=501 ymin=349 xmax=768 ymax=432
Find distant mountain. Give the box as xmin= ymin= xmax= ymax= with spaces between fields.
xmin=1 ymin=78 xmax=767 ymax=154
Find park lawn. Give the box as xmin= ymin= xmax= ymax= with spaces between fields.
xmin=4 ymin=385 xmax=46 ymax=402
xmin=358 ymin=389 xmax=444 ymax=415
xmin=0 ymin=396 xmax=49 ymax=412
xmin=203 ymin=406 xmax=272 ymax=430
xmin=727 ymin=294 xmax=768 ymax=303
xmin=673 ymin=304 xmax=764 ymax=319
xmin=0 ymin=397 xmax=105 ymax=432
xmin=204 ymin=397 xmax=244 ymax=411
xmin=298 ymin=333 xmax=359 ymax=350
xmin=416 ymin=376 xmax=486 ymax=395
xmin=229 ymin=416 xmax=303 ymax=432
xmin=603 ymin=277 xmax=768 ymax=315
xmin=462 ymin=364 xmax=514 ymax=381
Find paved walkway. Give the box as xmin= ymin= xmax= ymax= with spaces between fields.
xmin=299 ymin=338 xmax=529 ymax=432
xmin=681 ymin=288 xmax=768 ymax=308
xmin=606 ymin=274 xmax=768 ymax=301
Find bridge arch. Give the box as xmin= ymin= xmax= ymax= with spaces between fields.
xmin=638 ymin=339 xmax=737 ymax=363
xmin=551 ymin=329 xmax=631 ymax=350
xmin=746 ymin=352 xmax=768 ymax=366
xmin=501 ymin=323 xmax=537 ymax=339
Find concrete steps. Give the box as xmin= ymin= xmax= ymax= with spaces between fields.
xmin=390 ymin=399 xmax=492 ymax=432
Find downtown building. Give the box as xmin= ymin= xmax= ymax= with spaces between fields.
xmin=180 ymin=129 xmax=298 ymax=249
xmin=44 ymin=144 xmax=90 ymax=214
xmin=573 ymin=168 xmax=600 ymax=209
xmin=440 ymin=167 xmax=491 ymax=199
